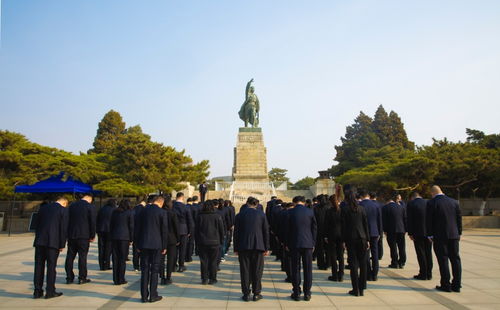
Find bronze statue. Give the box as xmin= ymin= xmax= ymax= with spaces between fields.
xmin=238 ymin=78 xmax=260 ymax=127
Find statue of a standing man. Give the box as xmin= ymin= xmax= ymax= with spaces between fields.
xmin=238 ymin=79 xmax=260 ymax=128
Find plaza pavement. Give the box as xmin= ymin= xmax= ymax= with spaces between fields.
xmin=0 ymin=228 xmax=500 ymax=309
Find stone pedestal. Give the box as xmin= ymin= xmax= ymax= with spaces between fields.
xmin=310 ymin=179 xmax=336 ymax=197
xmin=232 ymin=128 xmax=269 ymax=182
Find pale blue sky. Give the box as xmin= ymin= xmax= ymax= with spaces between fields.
xmin=1 ymin=0 xmax=499 ymax=182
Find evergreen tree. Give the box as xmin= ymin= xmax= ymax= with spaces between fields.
xmin=388 ymin=111 xmax=415 ymax=150
xmin=372 ymin=105 xmax=392 ymax=145
xmin=89 ymin=110 xmax=126 ymax=154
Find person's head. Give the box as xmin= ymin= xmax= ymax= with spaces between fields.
xmin=292 ymin=196 xmax=306 ymax=205
xmin=55 ymin=196 xmax=69 ymax=208
xmin=391 ymin=192 xmax=401 ymax=202
xmin=409 ymin=191 xmax=421 ymax=200
xmin=81 ymin=193 xmax=93 ymax=203
xmin=105 ymin=199 xmax=117 ymax=208
xmin=396 ymin=193 xmax=402 ymax=202
xmin=186 ymin=198 xmax=192 ymax=204
xmin=369 ymin=191 xmax=378 ymax=200
xmin=152 ymin=195 xmax=165 ymax=207
xmin=358 ymin=189 xmax=370 ymax=200
xmin=176 ymin=192 xmax=184 ymax=202
xmin=344 ymin=186 xmax=359 ymax=212
xmin=430 ymin=185 xmax=443 ymax=198
xmin=247 ymin=197 xmax=259 ymax=208
xmin=249 ymin=86 xmax=255 ymax=93
xmin=202 ymin=200 xmax=215 ymax=212
xmin=329 ymin=194 xmax=339 ymax=210
xmin=318 ymin=195 xmax=328 ymax=207
xmin=147 ymin=195 xmax=156 ymax=204
xmin=118 ymin=199 xmax=132 ymax=211
xmin=192 ymin=196 xmax=199 ymax=203
xmin=224 ymin=200 xmax=232 ymax=208
xmin=271 ymin=196 xmax=277 ymax=200
xmin=163 ymin=196 xmax=173 ymax=210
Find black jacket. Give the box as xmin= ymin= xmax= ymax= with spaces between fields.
xmin=134 ymin=204 xmax=168 ymax=250
xmin=234 ymin=207 xmax=270 ymax=252
xmin=382 ymin=202 xmax=407 ymax=234
xmin=314 ymin=204 xmax=329 ymax=240
xmin=341 ymin=204 xmax=369 ymax=242
xmin=34 ymin=202 xmax=68 ymax=249
xmin=67 ymin=199 xmax=97 ymax=240
xmin=195 ymin=211 xmax=225 ymax=246
xmin=96 ymin=204 xmax=115 ymax=234
xmin=285 ymin=204 xmax=317 ymax=249
xmin=110 ymin=209 xmax=134 ymax=241
xmin=325 ymin=206 xmax=342 ymax=241
xmin=407 ymin=197 xmax=428 ymax=237
xmin=426 ymin=195 xmax=462 ymax=240
xmin=359 ymin=199 xmax=382 ymax=237
xmin=166 ymin=208 xmax=180 ymax=246
xmin=173 ymin=201 xmax=194 ymax=235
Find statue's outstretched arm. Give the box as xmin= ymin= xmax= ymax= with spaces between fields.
xmin=245 ymin=78 xmax=254 ymax=100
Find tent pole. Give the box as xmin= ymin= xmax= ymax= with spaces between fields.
xmin=8 ymin=193 xmax=17 ymax=237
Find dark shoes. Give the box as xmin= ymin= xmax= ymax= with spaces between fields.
xmin=208 ymin=279 xmax=218 ymax=285
xmin=177 ymin=266 xmax=186 ymax=272
xmin=201 ymin=279 xmax=208 ymax=285
xmin=328 ymin=276 xmax=336 ymax=281
xmin=284 ymin=277 xmax=291 ymax=283
xmin=290 ymin=293 xmax=300 ymax=301
xmin=78 ymin=278 xmax=91 ymax=285
xmin=160 ymin=278 xmax=172 ymax=285
xmin=436 ymin=285 xmax=452 ymax=292
xmin=45 ymin=292 xmax=63 ymax=299
xmin=348 ymin=290 xmax=362 ymax=297
xmin=242 ymin=294 xmax=250 ymax=302
xmin=304 ymin=294 xmax=311 ymax=301
xmin=33 ymin=291 xmax=44 ymax=299
xmin=388 ymin=264 xmax=399 ymax=269
xmin=253 ymin=294 xmax=263 ymax=301
xmin=150 ymin=296 xmax=163 ymax=303
xmin=451 ymin=287 xmax=461 ymax=293
xmin=66 ymin=279 xmax=74 ymax=284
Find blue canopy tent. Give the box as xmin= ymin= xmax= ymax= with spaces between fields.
xmin=9 ymin=172 xmax=101 ymax=236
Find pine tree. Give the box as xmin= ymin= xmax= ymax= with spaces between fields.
xmin=372 ymin=105 xmax=392 ymax=145
xmin=388 ymin=111 xmax=415 ymax=150
xmin=89 ymin=110 xmax=126 ymax=154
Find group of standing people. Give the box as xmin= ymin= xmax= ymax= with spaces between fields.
xmin=32 ymin=184 xmax=462 ymax=302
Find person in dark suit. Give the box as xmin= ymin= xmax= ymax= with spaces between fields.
xmin=199 ymin=182 xmax=208 ymax=202
xmin=110 ymin=199 xmax=134 ymax=285
xmin=33 ymin=197 xmax=69 ymax=299
xmin=359 ymin=189 xmax=382 ymax=281
xmin=426 ymin=185 xmax=462 ymax=293
xmin=325 ymin=194 xmax=344 ymax=282
xmin=96 ymin=199 xmax=116 ymax=271
xmin=160 ymin=196 xmax=179 ymax=285
xmin=216 ymin=199 xmax=230 ymax=264
xmin=186 ymin=196 xmax=200 ymax=261
xmin=407 ymin=191 xmax=433 ymax=280
xmin=277 ymin=202 xmax=293 ymax=282
xmin=225 ymin=200 xmax=236 ymax=254
xmin=134 ymin=195 xmax=168 ymax=303
xmin=195 ymin=200 xmax=225 ymax=284
xmin=240 ymin=197 xmax=264 ymax=213
xmin=370 ymin=192 xmax=384 ymax=260
xmin=234 ymin=197 xmax=270 ymax=302
xmin=382 ymin=193 xmax=407 ymax=269
xmin=173 ymin=192 xmax=193 ymax=272
xmin=132 ymin=200 xmax=146 ymax=271
xmin=314 ymin=195 xmax=329 ymax=270
xmin=342 ymin=187 xmax=370 ymax=297
xmin=65 ymin=193 xmax=97 ymax=284
xmin=285 ymin=196 xmax=317 ymax=302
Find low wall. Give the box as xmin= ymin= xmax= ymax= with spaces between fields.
xmin=462 ymin=216 xmax=500 ymax=229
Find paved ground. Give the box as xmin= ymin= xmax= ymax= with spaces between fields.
xmin=0 ymin=229 xmax=500 ymax=309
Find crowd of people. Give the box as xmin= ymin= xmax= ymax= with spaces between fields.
xmin=32 ymin=184 xmax=462 ymax=303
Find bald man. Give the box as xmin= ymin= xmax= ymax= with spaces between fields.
xmin=426 ymin=186 xmax=462 ymax=293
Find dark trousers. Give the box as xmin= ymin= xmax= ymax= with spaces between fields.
xmin=433 ymin=238 xmax=461 ymax=289
xmin=413 ymin=236 xmax=433 ymax=279
xmin=327 ymin=239 xmax=344 ymax=279
xmin=290 ymin=248 xmax=313 ymax=296
xmin=368 ymin=237 xmax=379 ymax=278
xmin=315 ymin=239 xmax=328 ymax=269
xmin=176 ymin=234 xmax=188 ymax=267
xmin=132 ymin=243 xmax=140 ymax=270
xmin=34 ymin=246 xmax=60 ymax=295
xmin=378 ymin=235 xmax=384 ymax=260
xmin=166 ymin=244 xmax=177 ymax=279
xmin=65 ymin=239 xmax=90 ymax=280
xmin=200 ymin=192 xmax=207 ymax=202
xmin=112 ymin=240 xmax=129 ymax=284
xmin=386 ymin=233 xmax=406 ymax=266
xmin=140 ymin=249 xmax=161 ymax=301
xmin=186 ymin=235 xmax=194 ymax=261
xmin=283 ymin=248 xmax=292 ymax=280
xmin=238 ymin=250 xmax=264 ymax=295
xmin=98 ymin=232 xmax=112 ymax=270
xmin=199 ymin=245 xmax=220 ymax=281
xmin=346 ymin=239 xmax=368 ymax=294
xmin=225 ymin=230 xmax=233 ymax=254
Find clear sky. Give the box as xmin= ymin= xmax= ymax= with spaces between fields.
xmin=1 ymin=0 xmax=499 ymax=182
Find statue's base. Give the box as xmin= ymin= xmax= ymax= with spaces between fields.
xmin=239 ymin=127 xmax=262 ymax=133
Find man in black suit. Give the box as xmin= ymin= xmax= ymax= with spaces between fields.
xmin=359 ymin=190 xmax=382 ymax=281
xmin=96 ymin=199 xmax=116 ymax=270
xmin=33 ymin=197 xmax=69 ymax=299
xmin=65 ymin=194 xmax=97 ymax=284
xmin=285 ymin=196 xmax=317 ymax=301
xmin=234 ymin=197 xmax=270 ymax=302
xmin=134 ymin=195 xmax=168 ymax=303
xmin=370 ymin=192 xmax=384 ymax=260
xmin=132 ymin=200 xmax=147 ymax=271
xmin=173 ymin=192 xmax=194 ymax=272
xmin=199 ymin=182 xmax=208 ymax=202
xmin=407 ymin=191 xmax=432 ymax=280
xmin=427 ymin=186 xmax=462 ymax=293
xmin=187 ymin=196 xmax=200 ymax=259
xmin=382 ymin=193 xmax=407 ymax=269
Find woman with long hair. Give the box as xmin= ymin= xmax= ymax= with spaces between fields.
xmin=325 ymin=193 xmax=344 ymax=282
xmin=110 ymin=199 xmax=134 ymax=285
xmin=342 ymin=186 xmax=370 ymax=296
